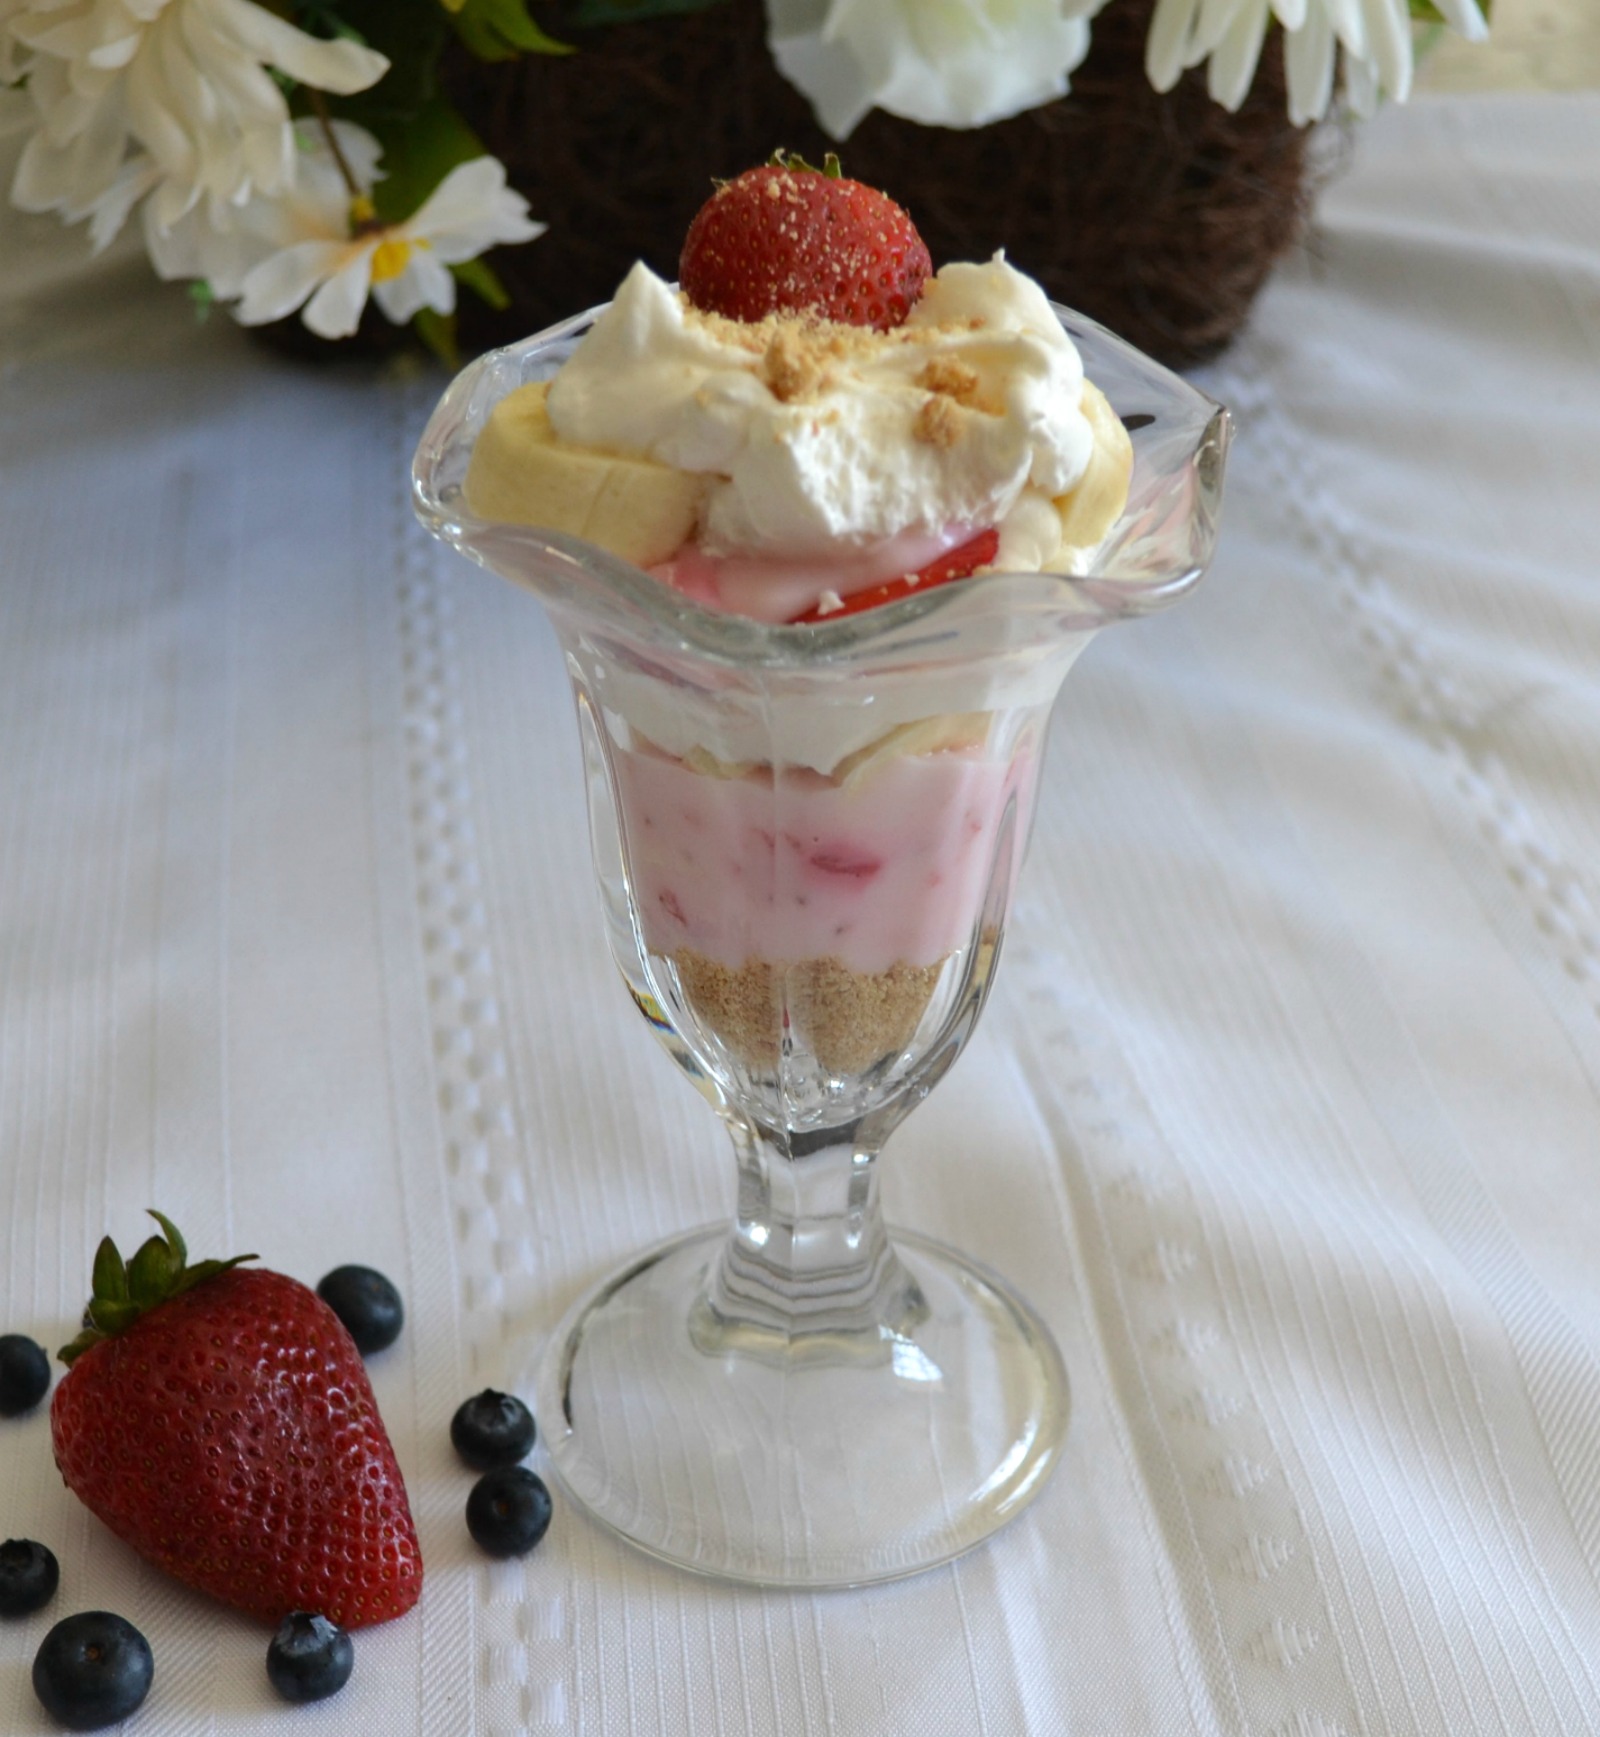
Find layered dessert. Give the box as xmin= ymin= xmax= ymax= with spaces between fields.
xmin=461 ymin=157 xmax=1132 ymax=1084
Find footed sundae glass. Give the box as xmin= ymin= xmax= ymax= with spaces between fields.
xmin=414 ymin=306 xmax=1228 ymax=1588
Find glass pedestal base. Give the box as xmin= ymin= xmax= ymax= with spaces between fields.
xmin=533 ymin=1225 xmax=1070 ymax=1588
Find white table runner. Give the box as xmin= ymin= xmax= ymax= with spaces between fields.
xmin=3 ymin=90 xmax=1600 ymax=1736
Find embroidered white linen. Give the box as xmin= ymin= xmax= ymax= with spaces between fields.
xmin=3 ymin=91 xmax=1600 ymax=1735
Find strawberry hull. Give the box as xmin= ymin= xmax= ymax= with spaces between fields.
xmin=50 ymin=1268 xmax=423 ymax=1628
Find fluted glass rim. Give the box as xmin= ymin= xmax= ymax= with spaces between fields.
xmin=412 ymin=298 xmax=1231 ymax=672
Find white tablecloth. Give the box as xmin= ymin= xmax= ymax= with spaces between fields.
xmin=4 ymin=91 xmax=1600 ymax=1736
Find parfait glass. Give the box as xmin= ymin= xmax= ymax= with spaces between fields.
xmin=413 ymin=306 xmax=1228 ymax=1588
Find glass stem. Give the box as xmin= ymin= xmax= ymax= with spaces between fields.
xmin=692 ymin=1109 xmax=927 ymax=1356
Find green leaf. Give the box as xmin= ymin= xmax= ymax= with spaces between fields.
xmin=87 ymin=1297 xmax=140 ymax=1335
xmin=147 ymin=1209 xmax=188 ymax=1268
xmin=127 ymin=1234 xmax=179 ymax=1305
xmin=365 ymin=97 xmax=488 ymax=225
xmin=91 ymin=1236 xmax=129 ymax=1305
xmin=170 ymin=1255 xmax=256 ymax=1297
xmin=770 ymin=148 xmax=841 ymax=177
xmin=451 ymin=255 xmax=511 ymax=311
xmin=58 ymin=1328 xmax=102 ymax=1367
xmin=451 ymin=0 xmax=572 ymax=61
xmin=414 ymin=307 xmax=461 ymax=369
xmin=64 ymin=1213 xmax=257 ymax=1356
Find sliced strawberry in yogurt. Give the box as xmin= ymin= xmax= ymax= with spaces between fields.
xmin=806 ymin=846 xmax=883 ymax=883
xmin=651 ymin=525 xmax=991 ymax=625
xmin=787 ymin=528 xmax=1000 ymax=624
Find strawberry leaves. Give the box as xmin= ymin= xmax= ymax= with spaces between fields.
xmin=60 ymin=1213 xmax=257 ymax=1366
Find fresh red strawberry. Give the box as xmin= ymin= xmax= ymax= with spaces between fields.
xmin=680 ymin=151 xmax=932 ymax=331
xmin=788 ymin=528 xmax=1001 ymax=624
xmin=50 ymin=1213 xmax=422 ymax=1629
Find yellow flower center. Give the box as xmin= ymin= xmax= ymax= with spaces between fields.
xmin=370 ymin=238 xmax=415 ymax=284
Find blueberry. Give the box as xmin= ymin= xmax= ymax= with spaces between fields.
xmin=0 ymin=1333 xmax=51 ymax=1416
xmin=0 ymin=1538 xmax=60 ymax=1618
xmin=266 ymin=1611 xmax=354 ymax=1704
xmin=32 ymin=1610 xmax=153 ymax=1730
xmin=316 ymin=1265 xmax=404 ymax=1355
xmin=466 ymin=1466 xmax=553 ymax=1558
xmin=451 ymin=1389 xmax=536 ymax=1471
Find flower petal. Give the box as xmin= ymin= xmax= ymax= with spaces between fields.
xmin=771 ymin=0 xmax=1090 ymax=136
xmin=11 ymin=84 xmax=126 ymax=213
xmin=768 ymin=0 xmax=890 ymax=139
xmin=405 ymin=156 xmax=543 ymax=260
xmin=1206 ymin=0 xmax=1269 ymax=110
xmin=1321 ymin=0 xmax=1368 ymax=59
xmin=234 ymin=236 xmax=349 ymax=325
xmin=1146 ymin=0 xmax=1202 ymax=92
xmin=121 ymin=26 xmax=201 ymax=189
xmin=840 ymin=0 xmax=1091 ymax=131
xmin=1425 ymin=0 xmax=1489 ymax=40
xmin=1193 ymin=0 xmax=1247 ymax=60
xmin=1357 ymin=0 xmax=1410 ymax=99
xmin=208 ymin=0 xmax=388 ymax=94
xmin=145 ymin=190 xmax=277 ymax=293
xmin=300 ymin=248 xmax=374 ymax=338
xmin=147 ymin=171 xmax=201 ymax=231
xmin=372 ymin=246 xmax=455 ymax=324
xmin=0 ymin=86 xmax=35 ymax=138
xmin=1342 ymin=45 xmax=1379 ymax=116
xmin=88 ymin=153 xmax=159 ymax=249
xmin=323 ymin=118 xmax=384 ymax=192
xmin=1284 ymin=4 xmax=1335 ymax=123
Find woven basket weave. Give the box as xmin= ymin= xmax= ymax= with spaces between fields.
xmin=446 ymin=0 xmax=1311 ymax=367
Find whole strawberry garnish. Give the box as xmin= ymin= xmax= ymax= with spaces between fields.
xmin=680 ymin=151 xmax=932 ymax=331
xmin=50 ymin=1213 xmax=422 ymax=1628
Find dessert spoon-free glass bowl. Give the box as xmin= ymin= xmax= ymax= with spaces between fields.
xmin=413 ymin=304 xmax=1229 ymax=1588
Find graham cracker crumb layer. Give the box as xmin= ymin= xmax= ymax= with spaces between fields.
xmin=670 ymin=950 xmax=946 ymax=1075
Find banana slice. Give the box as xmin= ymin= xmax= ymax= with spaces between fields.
xmin=680 ymin=745 xmax=765 ymax=781
xmin=464 ymin=381 xmax=706 ymax=569
xmin=832 ymin=712 xmax=992 ymax=790
xmin=1052 ymin=381 xmax=1133 ymax=555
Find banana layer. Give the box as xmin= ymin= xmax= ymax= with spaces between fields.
xmin=468 ymin=375 xmax=1131 ymax=591
xmin=464 ymin=381 xmax=705 ymax=570
xmin=1055 ymin=382 xmax=1133 ymax=555
xmin=638 ymin=710 xmax=996 ymax=795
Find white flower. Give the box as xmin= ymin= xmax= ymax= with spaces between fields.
xmin=5 ymin=0 xmax=388 ymax=241
xmin=145 ymin=117 xmax=382 ymax=297
xmin=1146 ymin=0 xmax=1490 ymax=123
xmin=156 ymin=121 xmax=545 ymax=339
xmin=767 ymin=0 xmax=1106 ymax=139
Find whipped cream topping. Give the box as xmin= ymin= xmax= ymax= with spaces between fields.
xmin=544 ymin=256 xmax=1094 ymax=566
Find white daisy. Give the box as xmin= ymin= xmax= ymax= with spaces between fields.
xmin=6 ymin=0 xmax=388 ymax=240
xmin=1146 ymin=0 xmax=1489 ymax=123
xmin=163 ymin=122 xmax=544 ymax=339
xmin=144 ymin=117 xmax=383 ymax=298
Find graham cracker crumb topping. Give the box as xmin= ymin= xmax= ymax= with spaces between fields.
xmin=916 ymin=356 xmax=981 ymax=405
xmin=762 ymin=326 xmax=825 ymax=402
xmin=913 ymin=394 xmax=962 ymax=449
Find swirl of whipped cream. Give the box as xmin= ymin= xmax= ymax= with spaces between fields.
xmin=544 ymin=256 xmax=1093 ymax=566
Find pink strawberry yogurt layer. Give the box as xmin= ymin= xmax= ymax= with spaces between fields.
xmin=613 ymin=735 xmax=1037 ymax=975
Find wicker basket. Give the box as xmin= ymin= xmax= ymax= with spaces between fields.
xmin=446 ymin=0 xmax=1311 ymax=368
